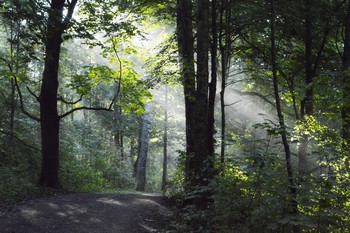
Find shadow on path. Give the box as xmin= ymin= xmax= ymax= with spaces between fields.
xmin=0 ymin=192 xmax=173 ymax=233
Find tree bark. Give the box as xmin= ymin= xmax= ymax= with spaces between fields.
xmin=176 ymin=0 xmax=196 ymax=188
xmin=208 ymin=0 xmax=218 ymax=168
xmin=269 ymin=1 xmax=299 ymax=232
xmin=114 ymin=99 xmax=124 ymax=160
xmin=218 ymin=0 xmax=232 ymax=169
xmin=135 ymin=104 xmax=151 ymax=192
xmin=193 ymin=0 xmax=210 ymax=210
xmin=8 ymin=23 xmax=17 ymax=148
xmin=298 ymin=0 xmax=313 ymax=176
xmin=38 ymin=0 xmax=65 ymax=188
xmin=342 ymin=0 xmax=350 ymax=155
xmin=162 ymin=85 xmax=168 ymax=191
xmin=38 ymin=0 xmax=77 ymax=188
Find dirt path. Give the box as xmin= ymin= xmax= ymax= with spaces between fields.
xmin=0 ymin=192 xmax=174 ymax=233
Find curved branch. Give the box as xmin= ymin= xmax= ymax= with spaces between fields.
xmin=0 ymin=57 xmax=40 ymax=122
xmin=13 ymin=76 xmax=41 ymax=122
xmin=57 ymin=94 xmax=83 ymax=105
xmin=0 ymin=130 xmax=41 ymax=152
xmin=232 ymin=89 xmax=276 ymax=108
xmin=225 ymin=100 xmax=241 ymax=107
xmin=26 ymin=86 xmax=40 ymax=101
xmin=111 ymin=40 xmax=122 ymax=99
xmin=59 ymin=105 xmax=113 ymax=119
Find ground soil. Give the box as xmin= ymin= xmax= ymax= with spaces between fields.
xmin=0 ymin=192 xmax=174 ymax=233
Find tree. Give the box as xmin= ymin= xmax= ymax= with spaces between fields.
xmin=269 ymin=1 xmax=298 ymax=231
xmin=342 ymin=0 xmax=350 ymax=155
xmin=176 ymin=0 xmax=196 ymax=188
xmin=38 ymin=0 xmax=78 ymax=187
xmin=208 ymin=0 xmax=218 ymax=162
xmin=135 ymin=103 xmax=151 ymax=191
xmin=193 ymin=0 xmax=211 ymax=210
xmin=10 ymin=0 xmax=120 ymax=188
xmin=162 ymin=84 xmax=168 ymax=191
xmin=298 ymin=0 xmax=314 ymax=176
xmin=218 ymin=0 xmax=234 ymax=167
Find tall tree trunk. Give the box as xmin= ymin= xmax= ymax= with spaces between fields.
xmin=130 ymin=137 xmax=137 ymax=168
xmin=8 ymin=37 xmax=16 ymax=147
xmin=135 ymin=104 xmax=151 ymax=192
xmin=176 ymin=0 xmax=196 ymax=189
xmin=194 ymin=0 xmax=210 ymax=210
xmin=208 ymin=0 xmax=217 ymax=169
xmin=162 ymin=85 xmax=168 ymax=191
xmin=269 ymin=1 xmax=299 ymax=232
xmin=218 ymin=0 xmax=232 ymax=169
xmin=38 ymin=0 xmax=77 ymax=188
xmin=114 ymin=82 xmax=124 ymax=159
xmin=114 ymin=104 xmax=124 ymax=159
xmin=38 ymin=0 xmax=65 ymax=188
xmin=342 ymin=0 xmax=350 ymax=154
xmin=8 ymin=6 xmax=20 ymax=148
xmin=298 ymin=0 xmax=313 ymax=176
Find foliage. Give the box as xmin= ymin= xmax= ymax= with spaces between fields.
xmin=59 ymin=154 xmax=105 ymax=192
xmin=1 ymin=1 xmax=350 ymax=233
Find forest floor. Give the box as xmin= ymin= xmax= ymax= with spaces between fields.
xmin=0 ymin=192 xmax=174 ymax=233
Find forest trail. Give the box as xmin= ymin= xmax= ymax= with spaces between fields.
xmin=0 ymin=192 xmax=173 ymax=233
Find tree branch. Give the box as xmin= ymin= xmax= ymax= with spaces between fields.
xmin=112 ymin=40 xmax=122 ymax=99
xmin=13 ymin=75 xmax=41 ymax=122
xmin=0 ymin=57 xmax=40 ymax=122
xmin=225 ymin=100 xmax=241 ymax=107
xmin=232 ymin=89 xmax=276 ymax=108
xmin=26 ymin=86 xmax=40 ymax=101
xmin=57 ymin=94 xmax=83 ymax=104
xmin=312 ymin=28 xmax=329 ymax=76
xmin=0 ymin=130 xmax=41 ymax=152
xmin=62 ymin=0 xmax=77 ymax=29
xmin=59 ymin=106 xmax=113 ymax=119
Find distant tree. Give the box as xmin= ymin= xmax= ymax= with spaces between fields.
xmin=298 ymin=0 xmax=314 ymax=176
xmin=135 ymin=103 xmax=151 ymax=191
xmin=162 ymin=85 xmax=168 ymax=191
xmin=342 ymin=0 xmax=350 ymax=155
xmin=269 ymin=1 xmax=298 ymax=232
xmin=208 ymin=0 xmax=217 ymax=163
xmin=218 ymin=0 xmax=234 ymax=167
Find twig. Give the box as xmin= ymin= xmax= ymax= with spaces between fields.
xmin=225 ymin=100 xmax=241 ymax=107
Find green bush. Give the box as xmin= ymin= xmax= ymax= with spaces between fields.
xmin=0 ymin=166 xmax=39 ymax=204
xmin=59 ymin=154 xmax=105 ymax=192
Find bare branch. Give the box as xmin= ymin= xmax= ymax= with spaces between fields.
xmin=112 ymin=40 xmax=122 ymax=99
xmin=57 ymin=94 xmax=83 ymax=105
xmin=63 ymin=0 xmax=77 ymax=26
xmin=59 ymin=105 xmax=113 ymax=119
xmin=13 ymin=74 xmax=41 ymax=122
xmin=225 ymin=100 xmax=241 ymax=107
xmin=232 ymin=89 xmax=276 ymax=108
xmin=0 ymin=56 xmax=40 ymax=122
xmin=312 ymin=28 xmax=329 ymax=76
xmin=26 ymin=86 xmax=40 ymax=101
xmin=0 ymin=130 xmax=41 ymax=152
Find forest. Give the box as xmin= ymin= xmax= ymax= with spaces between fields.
xmin=0 ymin=0 xmax=350 ymax=232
